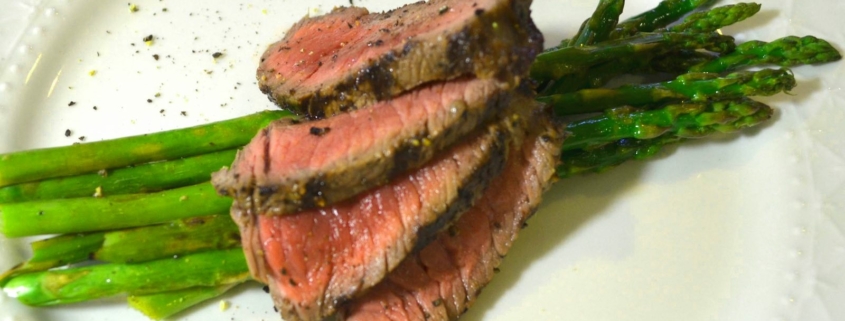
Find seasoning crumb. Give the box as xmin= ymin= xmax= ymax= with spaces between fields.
xmin=147 ymin=99 xmax=153 ymax=103
xmin=180 ymin=111 xmax=187 ymax=116
xmin=88 ymin=70 xmax=96 ymax=76
xmin=93 ymin=106 xmax=98 ymax=110
xmin=68 ymin=101 xmax=76 ymax=107
xmin=162 ymin=8 xmax=168 ymax=12
xmin=309 ymin=127 xmax=331 ymax=136
xmin=129 ymin=4 xmax=138 ymax=12
xmin=78 ymin=136 xmax=86 ymax=141
xmin=160 ymin=109 xmax=165 ymax=114
xmin=212 ymin=52 xmax=223 ymax=59
xmin=143 ymin=34 xmax=154 ymax=46
xmin=153 ymin=54 xmax=160 ymax=60
xmin=219 ymin=300 xmax=231 ymax=312
xmin=64 ymin=129 xmax=72 ymax=137
xmin=262 ymin=285 xmax=270 ymax=293
xmin=93 ymin=186 xmax=103 ymax=198
xmin=439 ymin=6 xmax=449 ymax=14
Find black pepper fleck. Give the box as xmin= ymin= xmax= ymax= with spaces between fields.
xmin=212 ymin=52 xmax=223 ymax=59
xmin=93 ymin=106 xmax=98 ymax=110
xmin=64 ymin=129 xmax=71 ymax=137
xmin=153 ymin=54 xmax=160 ymax=60
xmin=262 ymin=285 xmax=270 ymax=293
xmin=142 ymin=34 xmax=153 ymax=42
xmin=475 ymin=9 xmax=485 ymax=15
xmin=180 ymin=111 xmax=187 ymax=116
xmin=147 ymin=99 xmax=153 ymax=103
xmin=309 ymin=127 xmax=331 ymax=136
xmin=68 ymin=101 xmax=76 ymax=106
xmin=78 ymin=136 xmax=86 ymax=141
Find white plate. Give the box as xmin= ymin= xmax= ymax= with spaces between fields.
xmin=1 ymin=0 xmax=844 ymax=320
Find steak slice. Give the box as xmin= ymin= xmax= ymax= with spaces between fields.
xmin=338 ymin=112 xmax=563 ymax=321
xmin=232 ymin=114 xmax=525 ymax=321
xmin=212 ymin=78 xmax=513 ymax=216
xmin=257 ymin=0 xmax=542 ymax=118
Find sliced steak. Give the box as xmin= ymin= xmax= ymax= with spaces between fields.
xmin=212 ymin=78 xmax=513 ymax=216
xmin=338 ymin=112 xmax=563 ymax=321
xmin=231 ymin=114 xmax=525 ymax=321
xmin=257 ymin=0 xmax=542 ymax=118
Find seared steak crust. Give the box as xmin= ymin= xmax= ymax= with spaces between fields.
xmin=257 ymin=0 xmax=542 ymax=118
xmin=231 ymin=112 xmax=529 ymax=321
xmin=212 ymin=79 xmax=513 ymax=216
xmin=339 ymin=109 xmax=563 ymax=321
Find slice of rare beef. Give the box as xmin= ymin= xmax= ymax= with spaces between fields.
xmin=338 ymin=112 xmax=563 ymax=321
xmin=232 ymin=114 xmax=524 ymax=321
xmin=212 ymin=78 xmax=513 ymax=216
xmin=257 ymin=0 xmax=542 ymax=118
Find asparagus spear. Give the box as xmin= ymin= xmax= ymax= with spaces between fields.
xmin=531 ymin=31 xmax=735 ymax=81
xmin=0 ymin=110 xmax=291 ymax=188
xmin=96 ymin=214 xmax=240 ymax=263
xmin=690 ymin=36 xmax=843 ymax=73
xmin=2 ymin=248 xmax=249 ymax=306
xmin=0 ymin=232 xmax=105 ymax=286
xmin=610 ymin=0 xmax=717 ymax=39
xmin=558 ymin=98 xmax=774 ymax=177
xmin=668 ymin=2 xmax=761 ymax=33
xmin=558 ymin=135 xmax=682 ymax=178
xmin=568 ymin=0 xmax=626 ymax=47
xmin=544 ymin=36 xmax=841 ymax=96
xmin=0 ymin=149 xmax=237 ymax=203
xmin=0 ymin=215 xmax=239 ymax=285
xmin=128 ymin=284 xmax=243 ymax=320
xmin=0 ymin=182 xmax=230 ymax=237
xmin=541 ymin=68 xmax=796 ymax=115
xmin=562 ymin=98 xmax=773 ymax=151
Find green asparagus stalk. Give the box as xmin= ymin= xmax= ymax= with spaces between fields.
xmin=690 ymin=36 xmax=843 ymax=73
xmin=568 ymin=0 xmax=626 ymax=47
xmin=2 ymin=248 xmax=249 ymax=306
xmin=558 ymin=135 xmax=682 ymax=178
xmin=610 ymin=0 xmax=717 ymax=39
xmin=0 ymin=149 xmax=237 ymax=203
xmin=0 ymin=232 xmax=105 ymax=286
xmin=128 ymin=284 xmax=243 ymax=320
xmin=96 ymin=214 xmax=240 ymax=263
xmin=541 ymin=68 xmax=796 ymax=115
xmin=562 ymin=98 xmax=773 ymax=151
xmin=543 ymin=35 xmax=841 ymax=95
xmin=531 ymin=32 xmax=735 ymax=81
xmin=0 ymin=215 xmax=240 ymax=285
xmin=0 ymin=110 xmax=291 ymax=188
xmin=667 ymin=2 xmax=761 ymax=33
xmin=0 ymin=182 xmax=230 ymax=237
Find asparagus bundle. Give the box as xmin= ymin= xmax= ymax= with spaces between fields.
xmin=0 ymin=0 xmax=840 ymax=319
